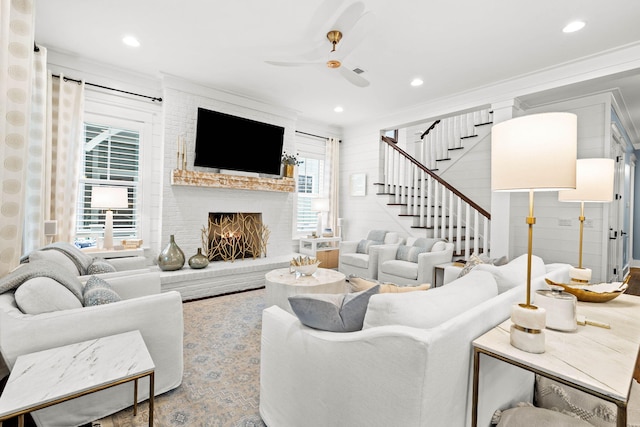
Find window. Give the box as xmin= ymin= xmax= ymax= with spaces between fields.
xmin=76 ymin=122 xmax=140 ymax=239
xmin=295 ymin=135 xmax=327 ymax=234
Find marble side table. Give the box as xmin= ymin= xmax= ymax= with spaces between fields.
xmin=265 ymin=267 xmax=347 ymax=314
xmin=0 ymin=330 xmax=155 ymax=426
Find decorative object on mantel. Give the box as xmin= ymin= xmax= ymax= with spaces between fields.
xmin=202 ymin=214 xmax=271 ymax=262
xmin=492 ymin=112 xmax=577 ymax=354
xmin=157 ymin=234 xmax=185 ymax=271
xmin=188 ymin=248 xmax=209 ymax=269
xmin=289 ymin=255 xmax=321 ymax=276
xmin=558 ymin=158 xmax=614 ymax=285
xmin=281 ymin=151 xmax=301 ymax=178
xmin=177 ymin=134 xmax=187 ymax=170
xmin=545 ymin=277 xmax=629 ymax=303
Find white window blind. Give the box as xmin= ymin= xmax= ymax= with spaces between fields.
xmin=295 ymin=134 xmax=326 ymax=234
xmin=76 ymin=123 xmax=140 ymax=238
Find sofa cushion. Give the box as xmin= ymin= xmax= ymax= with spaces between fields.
xmin=380 ymin=259 xmax=418 ymax=279
xmin=383 ymin=232 xmax=399 ymax=244
xmin=87 ymin=259 xmax=117 ymax=275
xmin=475 ymin=254 xmax=545 ymax=293
xmin=431 ymin=241 xmax=447 ymax=252
xmin=14 ymin=277 xmax=84 ymax=314
xmin=29 ymin=250 xmax=80 ymax=276
xmin=348 ymin=276 xmax=430 ymax=293
xmin=396 ymin=245 xmax=429 ymax=262
xmin=340 ymin=253 xmax=370 ymax=268
xmin=363 ymin=270 xmax=498 ymax=329
xmin=356 ymin=239 xmax=382 ymax=254
xmin=493 ymin=406 xmax=592 ymax=426
xmin=413 ymin=237 xmax=443 ymax=250
xmin=366 ymin=230 xmax=387 ymax=242
xmin=83 ymin=276 xmax=122 ymax=306
xmin=288 ymin=285 xmax=380 ymax=332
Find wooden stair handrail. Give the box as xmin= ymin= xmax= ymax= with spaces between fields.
xmin=420 ymin=119 xmax=441 ymax=139
xmin=381 ymin=135 xmax=491 ymax=220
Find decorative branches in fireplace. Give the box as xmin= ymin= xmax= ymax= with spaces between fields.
xmin=201 ymin=212 xmax=270 ymax=262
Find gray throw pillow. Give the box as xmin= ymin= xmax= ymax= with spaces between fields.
xmin=366 ymin=230 xmax=387 ymax=242
xmin=87 ymin=259 xmax=117 ymax=275
xmin=396 ymin=245 xmax=429 ymax=262
xmin=83 ymin=276 xmax=122 ymax=306
xmin=15 ymin=277 xmax=83 ymax=314
xmin=356 ymin=239 xmax=382 ymax=254
xmin=288 ymin=285 xmax=380 ymax=332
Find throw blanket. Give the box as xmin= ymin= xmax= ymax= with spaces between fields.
xmin=0 ymin=260 xmax=84 ymax=301
xmin=20 ymin=242 xmax=94 ymax=275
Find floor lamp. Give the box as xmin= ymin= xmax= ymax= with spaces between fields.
xmin=558 ymin=158 xmax=614 ymax=284
xmin=91 ymin=186 xmax=129 ymax=250
xmin=492 ymin=112 xmax=577 ymax=354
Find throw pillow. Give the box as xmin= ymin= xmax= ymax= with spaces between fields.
xmin=356 ymin=239 xmax=382 ymax=254
xmin=412 ymin=237 xmax=442 ymax=251
xmin=87 ymin=259 xmax=117 ymax=275
xmin=475 ymin=254 xmax=545 ymax=293
xmin=83 ymin=275 xmax=122 ymax=306
xmin=29 ymin=250 xmax=80 ymax=276
xmin=362 ymin=270 xmax=498 ymax=329
xmin=288 ymin=285 xmax=380 ymax=332
xmin=14 ymin=277 xmax=83 ymax=315
xmin=396 ymin=245 xmax=429 ymax=262
xmin=348 ymin=276 xmax=430 ymax=293
xmin=492 ymin=406 xmax=592 ymax=426
xmin=457 ymin=253 xmax=485 ymax=278
xmin=431 ymin=241 xmax=447 ymax=252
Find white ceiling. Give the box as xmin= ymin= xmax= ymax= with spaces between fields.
xmin=34 ymin=0 xmax=640 ymax=143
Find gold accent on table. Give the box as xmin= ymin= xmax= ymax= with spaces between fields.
xmin=545 ymin=278 xmax=627 ymax=303
xmin=201 ymin=213 xmax=270 ymax=262
xmin=171 ymin=169 xmax=295 ymax=193
xmin=512 ymin=324 xmax=542 ymax=334
xmin=570 ymin=277 xmax=590 ymax=284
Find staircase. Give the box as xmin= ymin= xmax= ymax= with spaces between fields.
xmin=375 ymin=109 xmax=493 ymax=258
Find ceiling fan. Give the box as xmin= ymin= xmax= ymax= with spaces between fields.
xmin=265 ymin=1 xmax=374 ymax=88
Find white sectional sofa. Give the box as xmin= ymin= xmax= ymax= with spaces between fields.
xmin=0 ymin=269 xmax=184 ymax=427
xmin=260 ymin=254 xmax=570 ymax=427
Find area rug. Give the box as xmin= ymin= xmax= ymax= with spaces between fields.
xmin=94 ymin=288 xmax=267 ymax=427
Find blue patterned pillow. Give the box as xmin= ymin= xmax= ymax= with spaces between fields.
xmin=87 ymin=259 xmax=117 ymax=275
xmin=356 ymin=239 xmax=383 ymax=254
xmin=396 ymin=245 xmax=429 ymax=262
xmin=83 ymin=276 xmax=121 ymax=306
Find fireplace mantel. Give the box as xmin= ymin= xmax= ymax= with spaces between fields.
xmin=171 ymin=169 xmax=295 ymax=192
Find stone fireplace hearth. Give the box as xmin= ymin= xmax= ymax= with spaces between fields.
xmin=202 ymin=212 xmax=270 ymax=262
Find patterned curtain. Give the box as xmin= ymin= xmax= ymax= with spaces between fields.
xmin=46 ymin=73 xmax=85 ymax=243
xmin=22 ymin=46 xmax=48 ymax=253
xmin=0 ymin=0 xmax=35 ymax=276
xmin=326 ymin=137 xmax=340 ymax=235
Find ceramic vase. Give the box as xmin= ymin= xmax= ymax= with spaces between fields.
xmin=157 ymin=234 xmax=185 ymax=271
xmin=284 ymin=164 xmax=294 ymax=178
xmin=189 ymin=248 xmax=209 ymax=269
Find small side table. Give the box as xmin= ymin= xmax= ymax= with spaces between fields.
xmin=432 ymin=262 xmax=454 ymax=287
xmin=0 ymin=330 xmax=155 ymax=426
xmin=299 ymin=237 xmax=341 ymax=269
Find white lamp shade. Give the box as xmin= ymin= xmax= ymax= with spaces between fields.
xmin=558 ymin=158 xmax=614 ymax=202
xmin=311 ymin=197 xmax=330 ymax=212
xmin=492 ymin=112 xmax=577 ymax=192
xmin=91 ymin=186 xmax=128 ymax=209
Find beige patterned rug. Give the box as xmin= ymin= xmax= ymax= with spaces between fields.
xmin=94 ymin=288 xmax=267 ymax=427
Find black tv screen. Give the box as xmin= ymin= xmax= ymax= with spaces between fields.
xmin=194 ymin=107 xmax=285 ymax=176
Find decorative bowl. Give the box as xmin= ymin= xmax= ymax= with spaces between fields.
xmin=545 ymin=278 xmax=628 ymax=303
xmin=293 ymin=262 xmax=321 ymax=276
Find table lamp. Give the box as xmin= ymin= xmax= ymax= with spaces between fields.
xmin=492 ymin=112 xmax=577 ymax=354
xmin=558 ymin=158 xmax=614 ymax=284
xmin=311 ymin=197 xmax=330 ymax=237
xmin=91 ymin=186 xmax=128 ymax=250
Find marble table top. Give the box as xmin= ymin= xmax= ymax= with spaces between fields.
xmin=473 ymin=294 xmax=640 ymax=402
xmin=0 ymin=330 xmax=154 ymax=418
xmin=265 ymin=267 xmax=346 ymax=287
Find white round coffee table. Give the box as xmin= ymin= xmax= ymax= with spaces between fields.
xmin=265 ymin=268 xmax=347 ymax=314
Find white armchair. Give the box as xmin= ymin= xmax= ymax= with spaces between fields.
xmin=378 ymin=238 xmax=454 ymax=286
xmin=338 ymin=230 xmax=403 ymax=280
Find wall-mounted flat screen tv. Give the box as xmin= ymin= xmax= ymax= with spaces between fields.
xmin=194 ymin=107 xmax=285 ymax=176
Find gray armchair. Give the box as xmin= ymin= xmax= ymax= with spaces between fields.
xmin=377 ymin=238 xmax=454 ymax=286
xmin=338 ymin=230 xmax=403 ymax=280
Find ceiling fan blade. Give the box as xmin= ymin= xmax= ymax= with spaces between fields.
xmin=335 ymin=10 xmax=375 ymax=59
xmin=265 ymin=60 xmax=320 ymax=67
xmin=332 ymin=1 xmax=366 ymax=33
xmin=338 ymin=66 xmax=370 ymax=87
xmin=305 ymin=0 xmax=346 ymax=40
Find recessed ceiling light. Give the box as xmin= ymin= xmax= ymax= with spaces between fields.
xmin=122 ymin=36 xmax=140 ymax=47
xmin=563 ymin=21 xmax=585 ymax=33
xmin=334 ymin=106 xmax=344 ymax=113
xmin=410 ymin=78 xmax=424 ymax=87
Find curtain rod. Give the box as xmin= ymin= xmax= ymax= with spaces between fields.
xmin=51 ymin=74 xmax=163 ymax=103
xmin=295 ymin=130 xmax=341 ymax=143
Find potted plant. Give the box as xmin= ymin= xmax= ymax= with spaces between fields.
xmin=281 ymin=151 xmax=301 ymax=178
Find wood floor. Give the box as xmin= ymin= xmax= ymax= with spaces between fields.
xmin=626 ymin=267 xmax=640 ymax=296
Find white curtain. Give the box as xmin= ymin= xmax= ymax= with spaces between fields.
xmin=326 ymin=137 xmax=340 ymax=235
xmin=22 ymin=46 xmax=48 ymax=253
xmin=46 ymin=73 xmax=85 ymax=243
xmin=0 ymin=0 xmax=36 ymax=276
